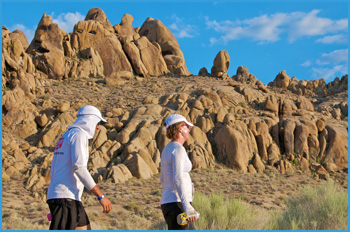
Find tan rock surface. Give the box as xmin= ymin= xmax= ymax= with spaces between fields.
xmin=71 ymin=19 xmax=132 ymax=77
xmin=135 ymin=36 xmax=169 ymax=76
xmin=211 ymin=50 xmax=230 ymax=79
xmin=139 ymin=17 xmax=190 ymax=75
xmin=26 ymin=13 xmax=65 ymax=79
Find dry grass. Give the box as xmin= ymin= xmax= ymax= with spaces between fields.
xmin=2 ymin=168 xmax=347 ymax=230
xmin=266 ymin=180 xmax=348 ymax=230
xmin=2 ymin=211 xmax=49 ymax=230
xmin=192 ymin=192 xmax=269 ymax=230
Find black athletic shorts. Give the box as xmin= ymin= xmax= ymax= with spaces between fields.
xmin=161 ymin=202 xmax=195 ymax=230
xmin=47 ymin=198 xmax=90 ymax=230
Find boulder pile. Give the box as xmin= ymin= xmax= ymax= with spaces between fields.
xmin=2 ymin=7 xmax=348 ymax=201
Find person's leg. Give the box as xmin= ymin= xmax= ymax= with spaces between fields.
xmin=75 ymin=224 xmax=91 ymax=230
xmin=47 ymin=199 xmax=68 ymax=230
xmin=47 ymin=199 xmax=88 ymax=230
xmin=161 ymin=202 xmax=189 ymax=230
xmin=75 ymin=201 xmax=91 ymax=230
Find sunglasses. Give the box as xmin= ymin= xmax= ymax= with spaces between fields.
xmin=182 ymin=123 xmax=192 ymax=129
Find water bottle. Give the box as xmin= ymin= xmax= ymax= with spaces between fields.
xmin=177 ymin=211 xmax=200 ymax=226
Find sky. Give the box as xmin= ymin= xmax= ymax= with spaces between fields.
xmin=1 ymin=0 xmax=348 ymax=85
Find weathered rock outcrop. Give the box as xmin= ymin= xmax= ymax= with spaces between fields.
xmin=2 ymin=87 xmax=38 ymax=139
xmin=269 ymin=70 xmax=290 ymax=90
xmin=139 ymin=17 xmax=191 ymax=75
xmin=85 ymin=7 xmax=114 ymax=30
xmin=232 ymin=66 xmax=258 ymax=87
xmin=114 ymin=13 xmax=140 ymax=43
xmin=74 ymin=47 xmax=104 ymax=78
xmin=213 ymin=122 xmax=258 ymax=172
xmin=1 ymin=7 xmax=348 ymax=203
xmin=323 ymin=123 xmax=348 ymax=169
xmin=211 ymin=50 xmax=230 ymax=79
xmin=26 ymin=13 xmax=66 ymax=79
xmin=269 ymin=70 xmax=348 ymax=98
xmin=2 ymin=27 xmax=36 ymax=92
xmin=71 ymin=16 xmax=133 ymax=78
xmin=135 ymin=36 xmax=169 ymax=76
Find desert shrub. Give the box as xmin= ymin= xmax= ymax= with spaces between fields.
xmin=192 ymin=192 xmax=262 ymax=230
xmin=128 ymin=201 xmax=141 ymax=212
xmin=266 ymin=180 xmax=348 ymax=230
xmin=149 ymin=219 xmax=168 ymax=230
xmin=2 ymin=211 xmax=49 ymax=230
xmin=117 ymin=214 xmax=152 ymax=230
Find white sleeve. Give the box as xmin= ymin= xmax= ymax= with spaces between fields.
xmin=75 ymin=167 xmax=96 ymax=190
xmin=173 ymin=147 xmax=194 ymax=213
xmin=70 ymin=133 xmax=96 ymax=191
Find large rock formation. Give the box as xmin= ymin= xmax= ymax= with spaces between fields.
xmin=114 ymin=13 xmax=140 ymax=43
xmin=211 ymin=50 xmax=230 ymax=79
xmin=135 ymin=36 xmax=169 ymax=76
xmin=139 ymin=17 xmax=191 ymax=75
xmin=1 ymin=7 xmax=348 ymax=202
xmin=26 ymin=13 xmax=66 ymax=79
xmin=269 ymin=70 xmax=291 ymax=90
xmin=213 ymin=121 xmax=258 ymax=172
xmin=269 ymin=70 xmax=348 ymax=97
xmin=71 ymin=9 xmax=133 ymax=78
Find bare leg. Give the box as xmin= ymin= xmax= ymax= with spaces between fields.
xmin=75 ymin=224 xmax=91 ymax=230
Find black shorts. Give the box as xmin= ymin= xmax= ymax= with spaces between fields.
xmin=161 ymin=202 xmax=195 ymax=230
xmin=47 ymin=198 xmax=90 ymax=230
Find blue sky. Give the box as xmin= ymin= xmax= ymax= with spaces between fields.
xmin=1 ymin=0 xmax=348 ymax=84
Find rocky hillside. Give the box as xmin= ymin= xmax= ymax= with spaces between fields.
xmin=2 ymin=7 xmax=348 ymax=203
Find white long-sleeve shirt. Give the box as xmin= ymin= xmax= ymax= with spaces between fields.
xmin=160 ymin=142 xmax=194 ymax=213
xmin=47 ymin=115 xmax=100 ymax=201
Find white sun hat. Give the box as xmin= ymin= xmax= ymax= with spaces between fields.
xmin=165 ymin=114 xmax=194 ymax=128
xmin=77 ymin=105 xmax=107 ymax=123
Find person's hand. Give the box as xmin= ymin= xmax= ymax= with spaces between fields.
xmin=99 ymin=197 xmax=112 ymax=213
xmin=187 ymin=210 xmax=197 ymax=222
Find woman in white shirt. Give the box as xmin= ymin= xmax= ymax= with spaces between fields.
xmin=160 ymin=114 xmax=197 ymax=230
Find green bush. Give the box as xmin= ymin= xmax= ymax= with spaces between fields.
xmin=266 ymin=180 xmax=348 ymax=230
xmin=192 ymin=192 xmax=259 ymax=230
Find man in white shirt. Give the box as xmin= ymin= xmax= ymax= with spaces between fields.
xmin=47 ymin=105 xmax=112 ymax=230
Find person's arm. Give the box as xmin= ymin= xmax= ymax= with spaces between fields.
xmin=71 ymin=133 xmax=112 ymax=213
xmin=173 ymin=147 xmax=196 ymax=217
xmin=90 ymin=185 xmax=112 ymax=213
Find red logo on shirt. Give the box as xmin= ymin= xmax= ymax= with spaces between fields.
xmin=55 ymin=138 xmax=64 ymax=150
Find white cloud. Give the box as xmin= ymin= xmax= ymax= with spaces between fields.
xmin=169 ymin=14 xmax=198 ymax=38
xmin=238 ymin=13 xmax=290 ymax=43
xmin=316 ymin=34 xmax=348 ymax=44
xmin=52 ymin=12 xmax=85 ymax=33
xmin=209 ymin=37 xmax=218 ymax=46
xmin=311 ymin=64 xmax=348 ymax=80
xmin=307 ymin=49 xmax=348 ymax=80
xmin=289 ymin=10 xmax=348 ymax=41
xmin=205 ymin=9 xmax=347 ymax=44
xmin=316 ymin=49 xmax=348 ymax=65
xmin=9 ymin=24 xmax=35 ymax=43
xmin=169 ymin=23 xmax=179 ymax=31
xmin=178 ymin=30 xmax=193 ymax=38
xmin=301 ymin=60 xmax=312 ymax=67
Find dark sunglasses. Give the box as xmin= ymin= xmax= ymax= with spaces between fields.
xmin=182 ymin=123 xmax=192 ymax=129
xmin=98 ymin=121 xmax=107 ymax=126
